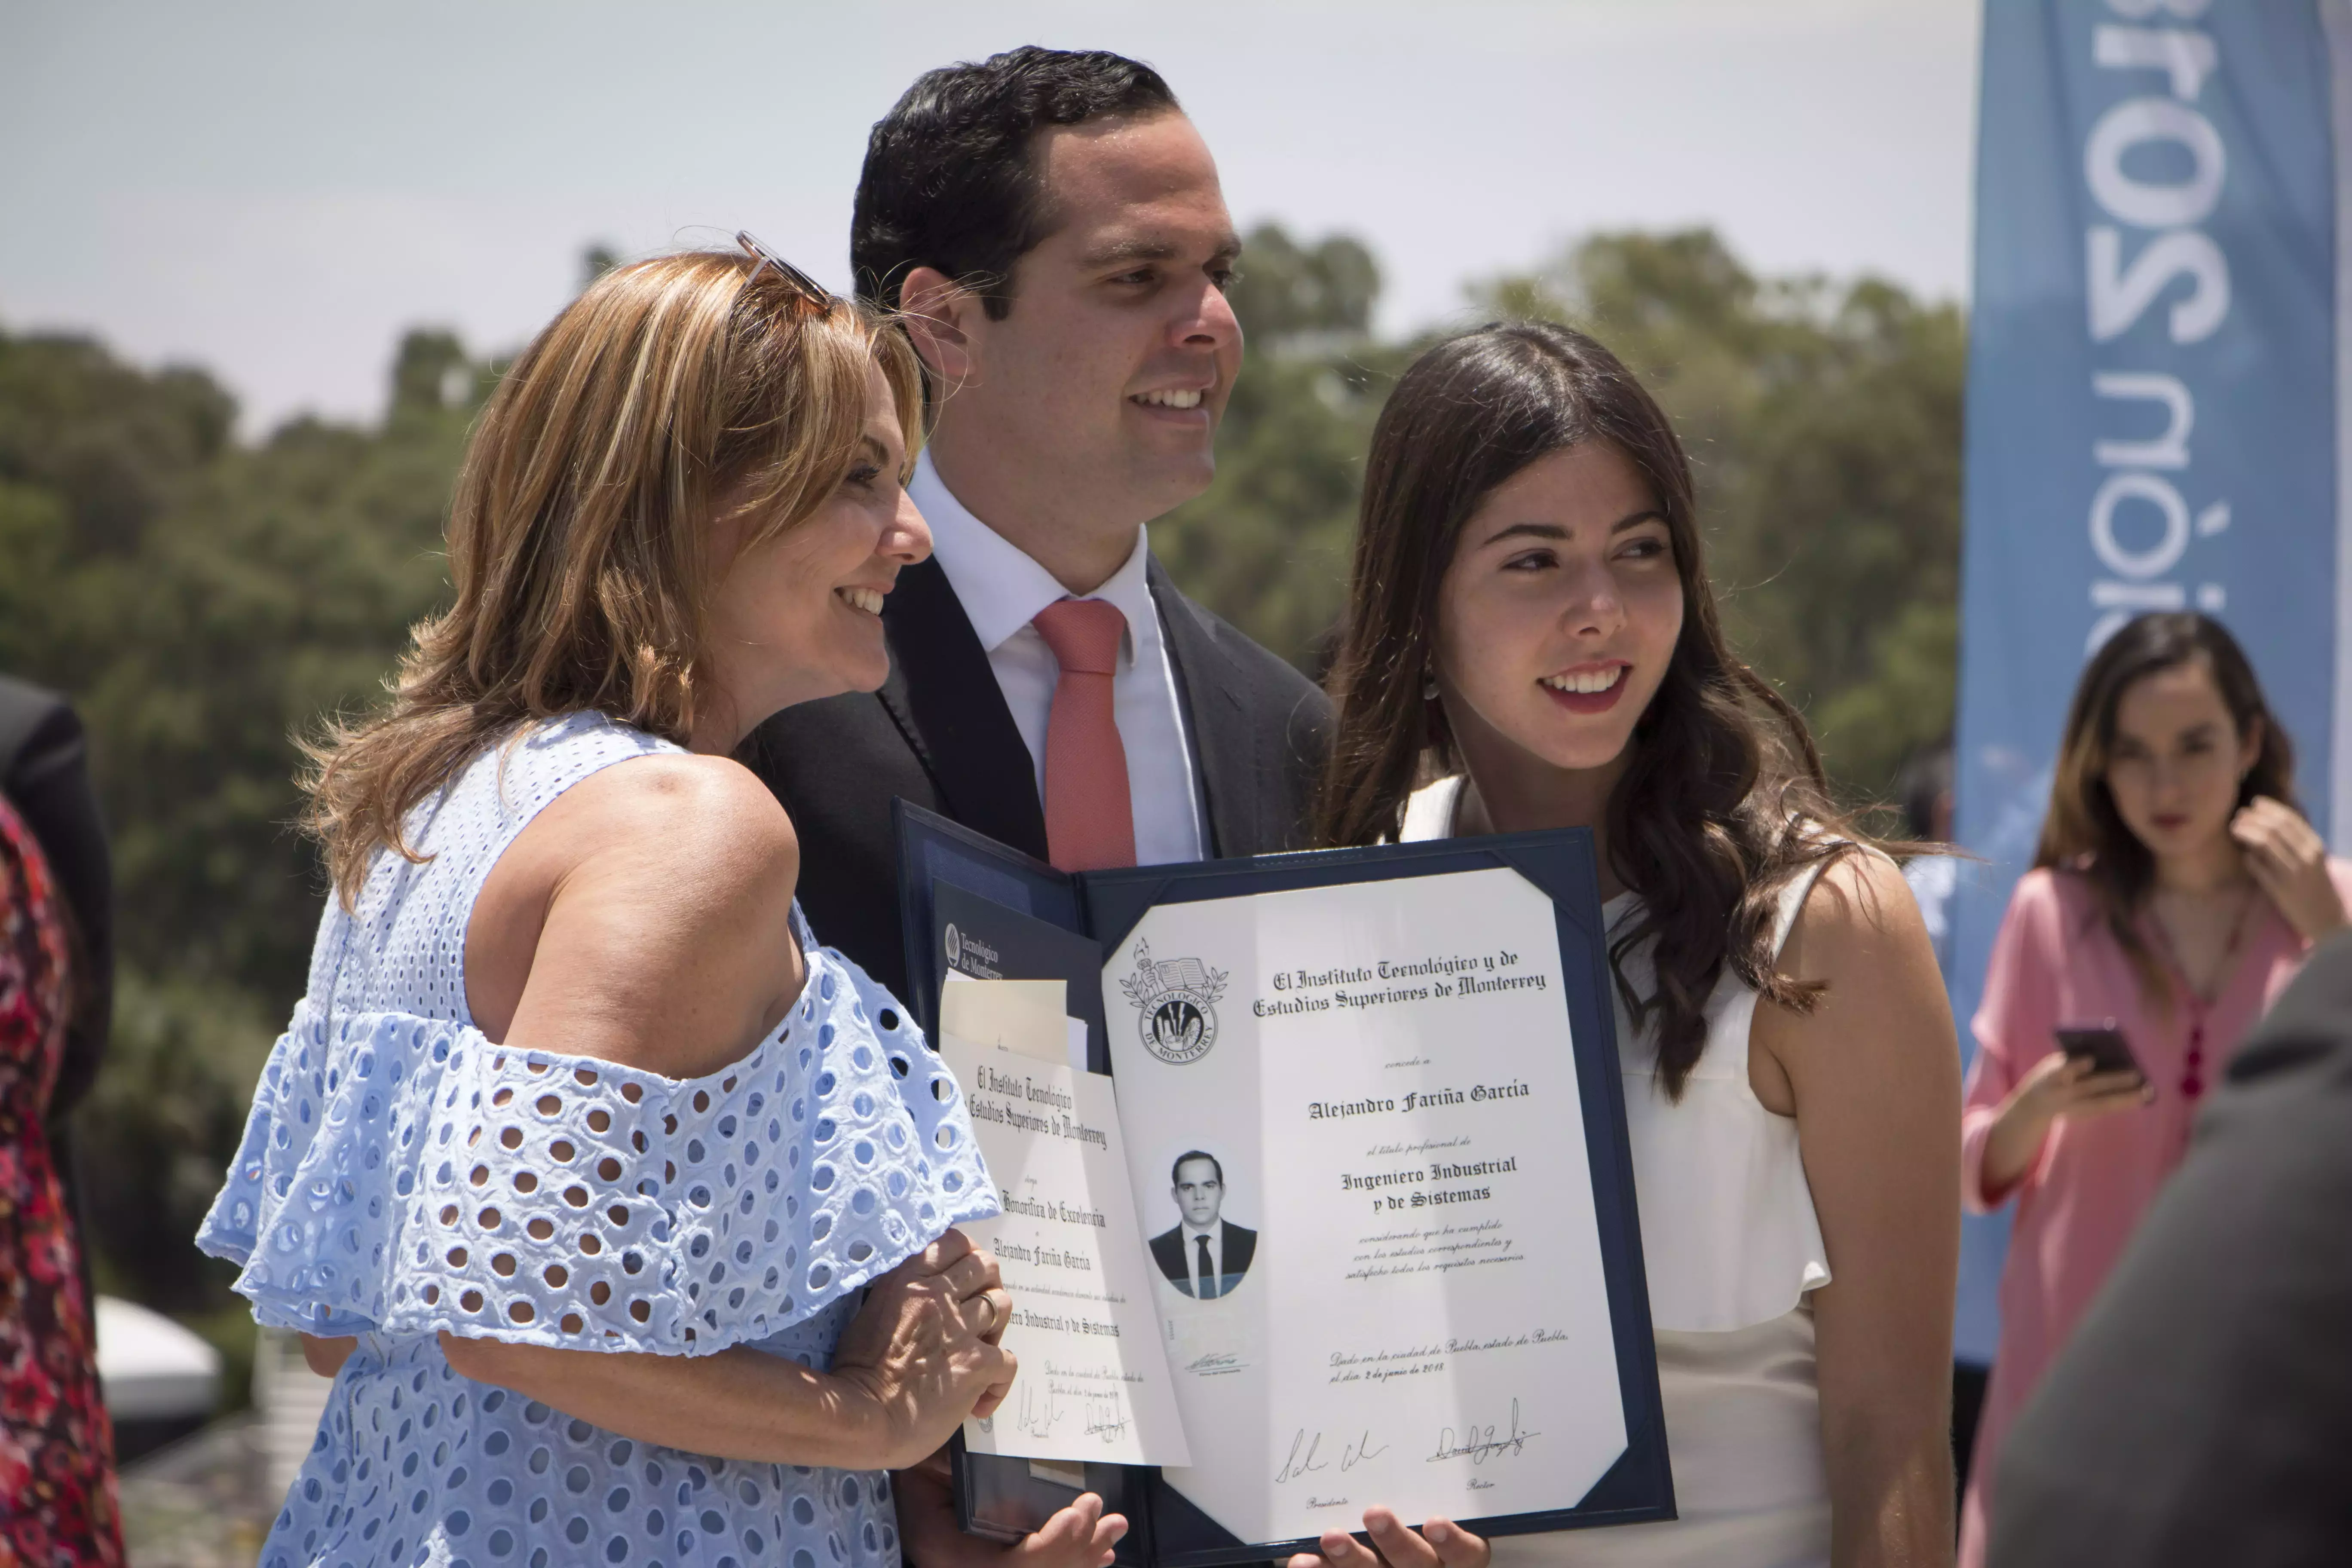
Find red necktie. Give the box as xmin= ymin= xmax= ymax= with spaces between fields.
xmin=1031 ymin=598 xmax=1136 ymax=872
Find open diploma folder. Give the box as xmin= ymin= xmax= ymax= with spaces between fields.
xmin=896 ymin=804 xmax=1672 ymax=1567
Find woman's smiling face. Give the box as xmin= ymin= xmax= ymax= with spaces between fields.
xmin=698 ymin=361 xmax=931 ymax=746
xmin=1432 ymin=439 xmax=1684 ymax=779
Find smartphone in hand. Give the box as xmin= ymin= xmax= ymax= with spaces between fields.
xmin=2055 ymin=1019 xmax=2144 ymax=1085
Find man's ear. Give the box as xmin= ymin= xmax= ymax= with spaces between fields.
xmin=897 ymin=266 xmax=981 ymax=392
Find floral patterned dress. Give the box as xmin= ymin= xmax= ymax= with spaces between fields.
xmin=0 ymin=796 xmax=122 ymax=1566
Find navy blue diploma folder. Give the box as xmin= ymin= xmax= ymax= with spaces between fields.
xmin=893 ymin=802 xmax=1673 ymax=1566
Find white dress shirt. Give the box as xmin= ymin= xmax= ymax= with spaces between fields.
xmin=1181 ymin=1219 xmax=1224 ymax=1297
xmin=910 ymin=452 xmax=1208 ymax=866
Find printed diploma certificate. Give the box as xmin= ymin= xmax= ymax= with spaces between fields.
xmin=894 ymin=806 xmax=1672 ymax=1567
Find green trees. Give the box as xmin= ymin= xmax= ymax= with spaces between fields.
xmin=0 ymin=224 xmax=1961 ymax=1343
xmin=1 ymin=322 xmax=490 ymax=1311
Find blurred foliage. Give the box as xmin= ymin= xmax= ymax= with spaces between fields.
xmin=0 ymin=225 xmax=1959 ymax=1348
xmin=1 ymin=321 xmax=488 ymax=1319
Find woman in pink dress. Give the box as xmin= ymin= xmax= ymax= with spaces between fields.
xmin=1958 ymin=612 xmax=2352 ymax=1564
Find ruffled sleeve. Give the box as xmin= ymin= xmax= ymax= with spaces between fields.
xmin=196 ymin=943 xmax=997 ymax=1353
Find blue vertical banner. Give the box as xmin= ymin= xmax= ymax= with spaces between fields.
xmin=1951 ymin=0 xmax=2348 ymax=1365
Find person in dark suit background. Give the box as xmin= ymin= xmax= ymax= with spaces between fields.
xmin=1987 ymin=932 xmax=2352 ymax=1566
xmin=737 ymin=49 xmax=1331 ymax=1005
xmin=1149 ymin=1150 xmax=1256 ymax=1300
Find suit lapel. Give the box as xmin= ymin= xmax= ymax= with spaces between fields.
xmin=877 ymin=558 xmax=1050 ymax=860
xmin=1150 ymin=555 xmax=1259 ymax=859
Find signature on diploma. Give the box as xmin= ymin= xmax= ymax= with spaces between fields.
xmin=1084 ymin=1396 xmax=1131 ymax=1443
xmin=1428 ymin=1400 xmax=1541 ymax=1466
xmin=1185 ymin=1351 xmax=1244 ymax=1375
xmin=1274 ymin=1428 xmax=1390 ymax=1484
xmin=1016 ymin=1380 xmax=1065 ymax=1439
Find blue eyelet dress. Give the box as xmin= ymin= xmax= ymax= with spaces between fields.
xmin=196 ymin=713 xmax=998 ymax=1568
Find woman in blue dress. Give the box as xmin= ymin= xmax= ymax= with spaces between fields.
xmin=197 ymin=242 xmax=1120 ymax=1568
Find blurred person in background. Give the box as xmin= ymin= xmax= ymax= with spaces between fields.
xmin=1898 ymin=741 xmax=1958 ymax=972
xmin=1956 ymin=612 xmax=2351 ymax=1568
xmin=1893 ymin=738 xmax=1988 ymax=1507
xmin=0 ymin=678 xmax=113 ymax=1220
xmin=1 ymin=677 xmax=124 ymax=1564
xmin=191 ymin=245 xmax=1059 ymax=1568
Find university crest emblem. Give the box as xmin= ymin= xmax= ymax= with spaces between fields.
xmin=1120 ymin=939 xmax=1229 ymax=1064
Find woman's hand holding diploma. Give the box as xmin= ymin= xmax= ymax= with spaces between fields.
xmin=830 ymin=1228 xmax=1020 ymax=1464
xmin=438 ymin=1229 xmax=1015 ymax=1471
xmin=1288 ymin=1507 xmax=1490 ymax=1568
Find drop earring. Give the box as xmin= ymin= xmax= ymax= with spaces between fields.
xmin=1421 ymin=671 xmax=1440 ymax=701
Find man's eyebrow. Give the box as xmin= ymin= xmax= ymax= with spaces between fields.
xmin=1079 ymin=231 xmax=1246 ymax=270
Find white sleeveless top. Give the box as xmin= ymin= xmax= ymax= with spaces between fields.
xmin=1403 ymin=775 xmax=1832 ymax=1567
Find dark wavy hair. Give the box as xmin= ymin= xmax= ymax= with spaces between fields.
xmin=851 ymin=47 xmax=1179 ymax=317
xmin=1317 ymin=322 xmax=1871 ymax=1099
xmin=2034 ymin=611 xmax=2295 ymax=1001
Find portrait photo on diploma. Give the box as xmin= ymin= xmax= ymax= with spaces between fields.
xmin=894 ymin=802 xmax=1672 ymax=1567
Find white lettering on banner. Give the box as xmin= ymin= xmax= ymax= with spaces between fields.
xmin=2093 ymin=25 xmax=2218 ymax=100
xmin=2087 ymin=229 xmax=2230 ymax=342
xmin=2086 ymin=98 xmax=2227 ymax=227
xmin=2104 ymin=0 xmax=2212 ymax=21
xmin=2084 ymin=2 xmax=2230 ymax=652
xmin=2091 ymin=372 xmax=2192 ymax=467
xmin=2092 ymin=581 xmax=2187 ymax=611
xmin=2091 ymin=472 xmax=2191 ymax=579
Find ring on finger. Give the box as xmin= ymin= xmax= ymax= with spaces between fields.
xmin=977 ymin=1293 xmax=998 ymax=1333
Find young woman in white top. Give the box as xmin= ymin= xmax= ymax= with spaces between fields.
xmin=1317 ymin=323 xmax=1960 ymax=1568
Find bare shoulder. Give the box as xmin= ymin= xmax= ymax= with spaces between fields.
xmin=1761 ymin=845 xmax=1960 ymax=1103
xmin=499 ymin=754 xmax=787 ymax=904
xmin=548 ymin=753 xmax=798 ymax=863
xmin=1782 ymin=848 xmax=1929 ymax=980
xmin=472 ymin=755 xmax=804 ymax=1072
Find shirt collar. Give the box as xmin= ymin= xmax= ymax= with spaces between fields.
xmin=910 ymin=450 xmax=1153 ymax=658
xmin=1181 ymin=1219 xmax=1218 ymax=1239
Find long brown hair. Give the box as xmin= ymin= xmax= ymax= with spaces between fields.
xmin=1317 ymin=321 xmax=1869 ymax=1098
xmin=2034 ymin=611 xmax=2295 ymax=997
xmin=300 ymin=250 xmax=923 ymax=904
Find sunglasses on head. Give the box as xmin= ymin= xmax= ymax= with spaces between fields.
xmin=735 ymin=231 xmax=833 ymax=314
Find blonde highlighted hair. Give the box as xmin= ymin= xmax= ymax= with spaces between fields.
xmin=301 ymin=249 xmax=923 ymax=904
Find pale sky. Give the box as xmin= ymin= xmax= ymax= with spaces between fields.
xmin=2 ymin=0 xmax=1981 ymax=434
